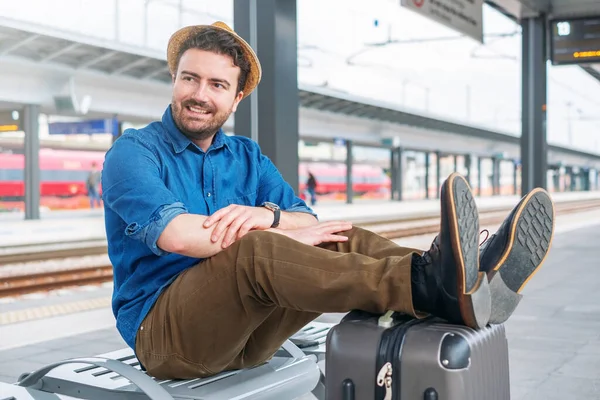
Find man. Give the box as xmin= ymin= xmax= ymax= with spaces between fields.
xmin=102 ymin=22 xmax=555 ymax=379
xmin=306 ymin=171 xmax=318 ymax=206
xmin=86 ymin=162 xmax=101 ymax=209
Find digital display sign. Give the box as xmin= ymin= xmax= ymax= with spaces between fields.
xmin=550 ymin=16 xmax=600 ymax=65
xmin=0 ymin=111 xmax=21 ymax=133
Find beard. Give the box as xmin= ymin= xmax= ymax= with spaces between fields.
xmin=172 ymin=98 xmax=233 ymax=142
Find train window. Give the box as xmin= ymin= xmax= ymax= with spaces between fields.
xmin=40 ymin=169 xmax=89 ymax=182
xmin=0 ymin=169 xmax=24 ymax=180
xmin=1 ymin=169 xmax=91 ymax=182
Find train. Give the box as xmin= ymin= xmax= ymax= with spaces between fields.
xmin=0 ymin=149 xmax=392 ymax=210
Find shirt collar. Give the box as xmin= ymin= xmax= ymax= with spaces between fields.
xmin=162 ymin=105 xmax=231 ymax=154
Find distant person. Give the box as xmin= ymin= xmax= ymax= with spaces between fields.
xmin=86 ymin=162 xmax=101 ymax=209
xmin=101 ymin=21 xmax=556 ymax=380
xmin=306 ymin=171 xmax=317 ymax=206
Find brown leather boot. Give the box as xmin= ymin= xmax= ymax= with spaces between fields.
xmin=411 ymin=173 xmax=491 ymax=329
xmin=479 ymin=188 xmax=555 ymax=324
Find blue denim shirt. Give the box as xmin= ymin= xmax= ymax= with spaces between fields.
xmin=102 ymin=105 xmax=316 ymax=350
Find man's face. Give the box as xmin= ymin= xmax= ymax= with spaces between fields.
xmin=171 ymin=49 xmax=243 ymax=142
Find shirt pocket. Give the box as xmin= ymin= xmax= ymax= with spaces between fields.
xmin=226 ymin=191 xmax=258 ymax=207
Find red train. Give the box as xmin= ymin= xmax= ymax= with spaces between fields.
xmin=0 ymin=150 xmax=391 ymax=210
xmin=298 ymin=162 xmax=391 ymax=199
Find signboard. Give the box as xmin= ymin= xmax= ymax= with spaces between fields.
xmin=48 ymin=118 xmax=119 ymax=136
xmin=550 ymin=16 xmax=600 ymax=65
xmin=333 ymin=137 xmax=346 ymax=146
xmin=0 ymin=110 xmax=21 ymax=132
xmin=400 ymin=0 xmax=484 ymax=43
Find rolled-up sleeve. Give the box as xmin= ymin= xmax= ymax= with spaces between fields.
xmin=102 ymin=134 xmax=188 ymax=255
xmin=256 ymin=153 xmax=317 ymax=218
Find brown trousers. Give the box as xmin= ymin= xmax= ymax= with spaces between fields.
xmin=135 ymin=226 xmax=421 ymax=379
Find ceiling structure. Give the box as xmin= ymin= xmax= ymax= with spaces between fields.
xmin=0 ymin=14 xmax=599 ymax=168
xmin=486 ymin=0 xmax=600 ymax=81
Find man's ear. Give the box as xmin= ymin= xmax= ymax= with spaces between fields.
xmin=231 ymin=91 xmax=244 ymax=112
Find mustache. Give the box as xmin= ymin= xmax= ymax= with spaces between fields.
xmin=182 ymin=100 xmax=214 ymax=113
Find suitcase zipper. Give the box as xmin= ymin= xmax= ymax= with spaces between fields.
xmin=376 ymin=362 xmax=393 ymax=400
xmin=375 ymin=316 xmax=432 ymax=399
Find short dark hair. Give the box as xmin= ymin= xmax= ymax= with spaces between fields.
xmin=175 ymin=27 xmax=250 ymax=94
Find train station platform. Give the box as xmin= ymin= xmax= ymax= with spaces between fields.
xmin=1 ymin=217 xmax=600 ymax=399
xmin=1 ymin=191 xmax=600 ymax=247
xmin=1 ymin=192 xmax=600 ymax=399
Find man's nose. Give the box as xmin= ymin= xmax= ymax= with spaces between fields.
xmin=191 ymin=82 xmax=210 ymax=102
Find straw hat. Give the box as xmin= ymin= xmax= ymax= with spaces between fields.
xmin=167 ymin=21 xmax=262 ymax=98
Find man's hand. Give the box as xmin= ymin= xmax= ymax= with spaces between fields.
xmin=203 ymin=205 xmax=274 ymax=248
xmin=277 ymin=221 xmax=353 ymax=246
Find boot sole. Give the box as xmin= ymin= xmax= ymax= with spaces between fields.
xmin=487 ymin=188 xmax=555 ymax=323
xmin=445 ymin=173 xmax=491 ymax=329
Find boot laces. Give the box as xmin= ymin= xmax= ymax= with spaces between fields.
xmin=479 ymin=229 xmax=490 ymax=246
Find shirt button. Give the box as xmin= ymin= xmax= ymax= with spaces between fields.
xmin=207 ymin=193 xmax=211 ymax=197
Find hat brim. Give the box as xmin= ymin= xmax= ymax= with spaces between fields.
xmin=167 ymin=22 xmax=261 ymax=99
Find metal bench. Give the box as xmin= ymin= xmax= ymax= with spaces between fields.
xmin=0 ymin=322 xmax=333 ymax=400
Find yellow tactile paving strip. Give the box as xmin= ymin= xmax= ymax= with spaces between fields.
xmin=0 ymin=296 xmax=112 ymax=325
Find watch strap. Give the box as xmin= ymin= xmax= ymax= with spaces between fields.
xmin=261 ymin=202 xmax=281 ymax=228
xmin=271 ymin=208 xmax=281 ymax=228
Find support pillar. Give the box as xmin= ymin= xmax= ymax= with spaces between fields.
xmin=477 ymin=157 xmax=482 ymax=196
xmin=492 ymin=157 xmax=500 ymax=195
xmin=112 ymin=121 xmax=124 ymax=144
xmin=24 ymin=104 xmax=40 ymax=220
xmin=521 ymin=16 xmax=548 ymax=193
xmin=346 ymin=140 xmax=353 ymax=204
xmin=390 ymin=148 xmax=397 ymax=200
xmin=234 ymin=0 xmax=299 ymax=191
xmin=513 ymin=160 xmax=519 ymax=195
xmin=390 ymin=147 xmax=404 ymax=201
xmin=465 ymin=154 xmax=472 ymax=186
xmin=436 ymin=151 xmax=441 ymax=199
xmin=425 ymin=152 xmax=430 ymax=199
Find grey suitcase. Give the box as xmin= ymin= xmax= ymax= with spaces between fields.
xmin=325 ymin=311 xmax=510 ymax=400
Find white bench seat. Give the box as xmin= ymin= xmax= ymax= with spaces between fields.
xmin=0 ymin=322 xmax=333 ymax=400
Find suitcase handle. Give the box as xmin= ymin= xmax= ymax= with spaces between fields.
xmin=378 ymin=310 xmax=395 ymax=328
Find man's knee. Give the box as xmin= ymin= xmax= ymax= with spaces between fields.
xmin=239 ymin=230 xmax=278 ymax=244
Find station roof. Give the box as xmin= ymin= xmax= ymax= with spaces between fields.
xmin=488 ymin=0 xmax=600 ymax=19
xmin=487 ymin=0 xmax=600 ymax=81
xmin=1 ymin=15 xmax=599 ymax=167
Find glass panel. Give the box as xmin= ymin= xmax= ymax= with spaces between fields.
xmin=427 ymin=152 xmax=438 ymax=199
xmin=0 ymin=107 xmax=25 ymax=215
xmin=470 ymin=156 xmax=480 ymax=196
xmin=479 ymin=158 xmax=494 ymax=196
xmin=499 ymin=160 xmax=515 ymax=195
xmin=299 ymin=142 xmax=392 ymax=204
xmin=403 ymin=150 xmax=427 ymax=200
xmin=38 ymin=148 xmax=106 ymax=210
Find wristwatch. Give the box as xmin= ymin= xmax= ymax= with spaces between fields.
xmin=261 ymin=201 xmax=281 ymax=228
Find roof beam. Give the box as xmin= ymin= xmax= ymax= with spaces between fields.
xmin=40 ymin=42 xmax=82 ymax=62
xmin=77 ymin=50 xmax=118 ymax=69
xmin=0 ymin=34 xmax=40 ymax=56
xmin=581 ymin=65 xmax=600 ymax=85
xmin=141 ymin=66 xmax=170 ymax=80
xmin=111 ymin=57 xmax=151 ymax=75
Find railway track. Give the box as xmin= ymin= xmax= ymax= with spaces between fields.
xmin=0 ymin=239 xmax=107 ymax=265
xmin=365 ymin=198 xmax=600 ymax=239
xmin=2 ymin=198 xmax=600 ymax=298
xmin=0 ymin=265 xmax=113 ymax=298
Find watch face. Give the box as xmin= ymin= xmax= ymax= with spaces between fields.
xmin=263 ymin=201 xmax=279 ymax=211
